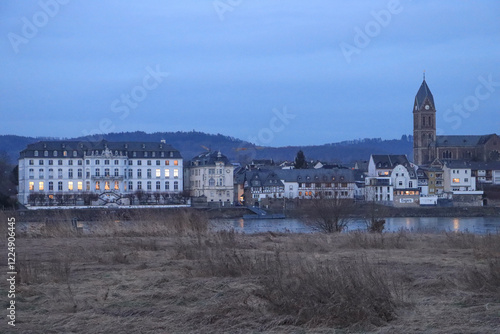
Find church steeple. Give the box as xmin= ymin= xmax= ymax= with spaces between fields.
xmin=414 ymin=78 xmax=435 ymax=111
xmin=413 ymin=77 xmax=436 ymax=165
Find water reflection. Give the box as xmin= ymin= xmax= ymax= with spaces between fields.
xmin=212 ymin=216 xmax=500 ymax=235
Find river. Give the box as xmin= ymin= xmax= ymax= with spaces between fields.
xmin=211 ymin=216 xmax=500 ymax=234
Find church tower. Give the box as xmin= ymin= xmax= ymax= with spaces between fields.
xmin=413 ymin=76 xmax=436 ymax=165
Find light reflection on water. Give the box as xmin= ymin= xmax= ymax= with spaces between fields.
xmin=211 ymin=217 xmax=500 ymax=235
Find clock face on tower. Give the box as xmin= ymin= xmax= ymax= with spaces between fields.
xmin=425 ymin=105 xmax=430 ymax=110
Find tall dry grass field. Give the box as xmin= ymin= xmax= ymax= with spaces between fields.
xmin=2 ymin=210 xmax=500 ymax=333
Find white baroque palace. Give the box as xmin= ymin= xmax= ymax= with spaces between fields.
xmin=18 ymin=140 xmax=183 ymax=206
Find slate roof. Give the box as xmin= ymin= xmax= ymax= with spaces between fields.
xmin=371 ymin=155 xmax=410 ymax=169
xmin=187 ymin=151 xmax=230 ymax=167
xmin=273 ymin=168 xmax=357 ymax=183
xmin=415 ymin=79 xmax=435 ymax=110
xmin=19 ymin=140 xmax=182 ymax=159
xmin=432 ymin=135 xmax=496 ymax=148
xmin=444 ymin=160 xmax=500 ymax=170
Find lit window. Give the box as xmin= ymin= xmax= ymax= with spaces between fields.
xmin=63 ymin=151 xmax=67 ymax=157
xmin=174 ymin=169 xmax=179 ymax=178
xmin=156 ymin=169 xmax=161 ymax=177
xmin=105 ymin=181 xmax=110 ymax=190
xmin=165 ymin=160 xmax=169 ymax=166
xmin=174 ymin=160 xmax=178 ymax=166
xmin=165 ymin=169 xmax=170 ymax=178
xmin=453 ymin=178 xmax=460 ymax=183
xmin=95 ymin=181 xmax=100 ymax=190
xmin=29 ymin=182 xmax=34 ymax=191
xmin=68 ymin=182 xmax=73 ymax=191
xmin=114 ymin=181 xmax=119 ymax=190
xmin=78 ymin=182 xmax=83 ymax=191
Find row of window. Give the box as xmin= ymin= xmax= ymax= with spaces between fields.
xmin=29 ymin=159 xmax=83 ymax=166
xmin=28 ymin=159 xmax=180 ymax=166
xmin=298 ymin=182 xmax=349 ymax=188
xmin=28 ymin=180 xmax=180 ymax=192
xmin=28 ymin=168 xmax=180 ymax=179
xmin=32 ymin=150 xmax=177 ymax=158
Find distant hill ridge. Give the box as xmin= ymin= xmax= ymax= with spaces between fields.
xmin=0 ymin=131 xmax=413 ymax=165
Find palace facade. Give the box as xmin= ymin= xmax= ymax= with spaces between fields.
xmin=18 ymin=140 xmax=183 ymax=206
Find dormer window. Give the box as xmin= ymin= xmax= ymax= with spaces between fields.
xmin=34 ymin=150 xmax=39 ymax=157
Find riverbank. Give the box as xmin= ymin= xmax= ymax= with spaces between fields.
xmin=4 ymin=209 xmax=499 ymax=334
xmin=5 ymin=204 xmax=499 ymax=223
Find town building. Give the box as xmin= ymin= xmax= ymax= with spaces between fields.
xmin=184 ymin=150 xmax=234 ymax=205
xmin=18 ymin=140 xmax=183 ymax=206
xmin=412 ymin=77 xmax=500 ymax=165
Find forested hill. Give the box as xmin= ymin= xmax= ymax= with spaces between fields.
xmin=0 ymin=131 xmax=413 ymax=165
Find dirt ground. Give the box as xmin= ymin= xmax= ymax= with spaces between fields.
xmin=1 ymin=215 xmax=500 ymax=333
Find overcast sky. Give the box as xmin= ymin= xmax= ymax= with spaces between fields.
xmin=1 ymin=0 xmax=499 ymax=147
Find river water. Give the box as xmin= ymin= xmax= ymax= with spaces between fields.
xmin=211 ymin=217 xmax=500 ymax=234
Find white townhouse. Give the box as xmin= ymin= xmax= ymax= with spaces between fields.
xmin=442 ymin=161 xmax=479 ymax=193
xmin=18 ymin=140 xmax=183 ymax=206
xmin=184 ymin=150 xmax=234 ymax=205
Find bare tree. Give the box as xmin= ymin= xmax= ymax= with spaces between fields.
xmin=303 ymin=194 xmax=355 ymax=233
xmin=363 ymin=200 xmax=388 ymax=233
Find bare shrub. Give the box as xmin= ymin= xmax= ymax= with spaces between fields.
xmin=302 ymin=197 xmax=356 ymax=233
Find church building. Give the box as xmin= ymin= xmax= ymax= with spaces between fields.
xmin=412 ymin=78 xmax=500 ymax=165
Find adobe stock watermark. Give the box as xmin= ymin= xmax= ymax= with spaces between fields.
xmin=339 ymin=0 xmax=403 ymax=64
xmin=81 ymin=64 xmax=168 ymax=142
xmin=213 ymin=0 xmax=243 ymax=21
xmin=236 ymin=107 xmax=295 ymax=161
xmin=7 ymin=0 xmax=70 ymax=54
xmin=443 ymin=74 xmax=500 ymax=130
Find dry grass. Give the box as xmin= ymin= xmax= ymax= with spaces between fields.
xmin=3 ymin=211 xmax=500 ymax=333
